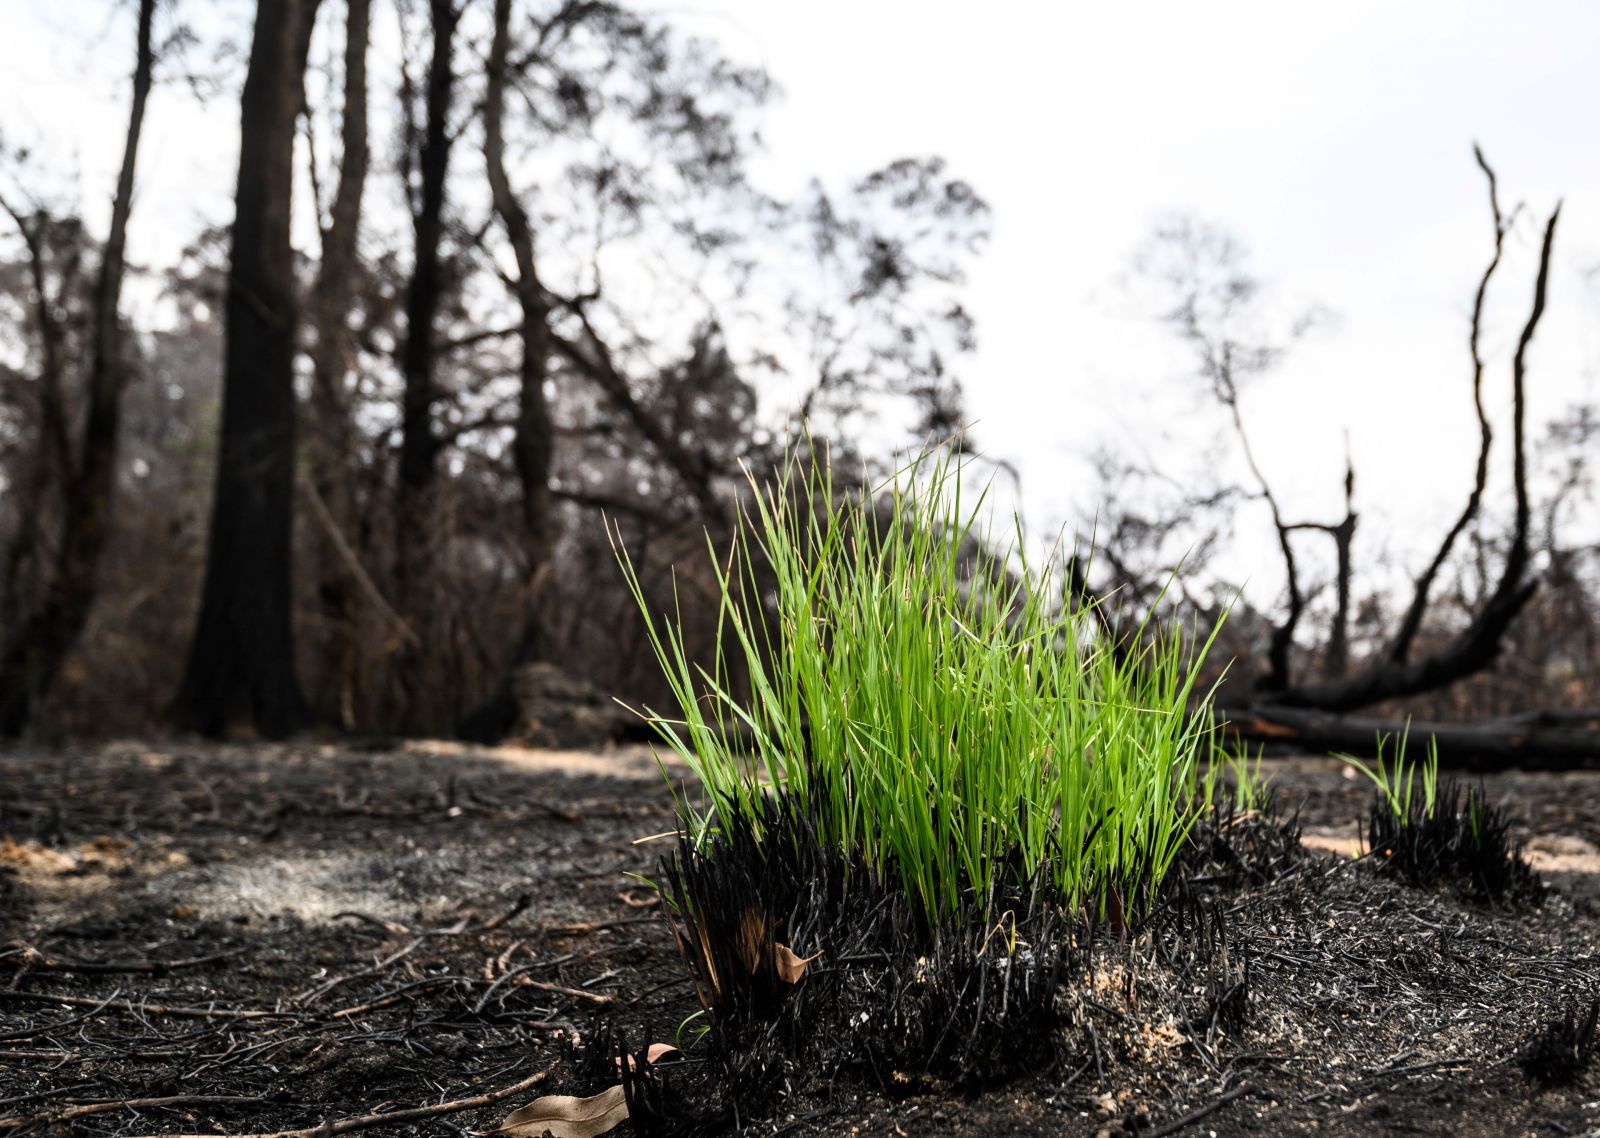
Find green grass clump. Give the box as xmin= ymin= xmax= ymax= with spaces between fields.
xmin=615 ymin=445 xmax=1236 ymax=922
xmin=1339 ymin=725 xmax=1440 ymax=821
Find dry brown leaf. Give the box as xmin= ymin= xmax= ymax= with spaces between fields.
xmin=614 ymin=1042 xmax=679 ymax=1071
xmin=774 ymin=942 xmax=821 ymax=983
xmin=492 ymin=1084 xmax=627 ymax=1138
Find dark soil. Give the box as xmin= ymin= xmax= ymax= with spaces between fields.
xmin=2 ymin=742 xmax=1600 ymax=1137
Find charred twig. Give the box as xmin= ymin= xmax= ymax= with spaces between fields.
xmin=0 ymin=991 xmax=297 ymax=1022
xmin=1144 ymin=1082 xmax=1258 ymax=1138
xmin=0 ymin=1095 xmax=281 ymax=1130
xmin=119 ymin=1065 xmax=550 ymax=1138
xmin=2 ymin=943 xmax=247 ymax=977
xmin=288 ymin=937 xmax=425 ymax=1007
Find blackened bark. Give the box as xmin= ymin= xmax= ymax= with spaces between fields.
xmin=1222 ymin=706 xmax=1600 ymax=769
xmin=0 ymin=0 xmax=155 ymax=736
xmin=458 ymin=0 xmax=558 ymax=741
xmin=395 ymin=0 xmax=459 ymax=618
xmin=176 ymin=0 xmax=321 ymax=738
xmin=1284 ymin=457 xmax=1357 ymax=681
xmin=307 ymin=0 xmax=371 ymax=728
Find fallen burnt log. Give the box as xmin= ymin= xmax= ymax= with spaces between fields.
xmin=1221 ymin=706 xmax=1600 ymax=770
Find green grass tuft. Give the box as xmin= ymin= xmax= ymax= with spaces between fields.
xmin=614 ymin=444 xmax=1240 ymax=922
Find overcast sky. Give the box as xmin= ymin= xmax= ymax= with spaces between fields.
xmin=3 ymin=0 xmax=1596 ymax=590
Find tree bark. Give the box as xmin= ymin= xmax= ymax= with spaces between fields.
xmin=0 ymin=0 xmax=155 ymax=736
xmin=176 ymin=0 xmax=321 ymax=738
xmin=457 ymin=0 xmax=558 ymax=742
xmin=306 ymin=0 xmax=371 ymax=729
xmin=395 ymin=0 xmax=458 ymax=617
xmin=391 ymin=0 xmax=459 ymax=731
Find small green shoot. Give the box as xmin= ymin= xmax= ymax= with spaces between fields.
xmin=1338 ymin=725 xmax=1439 ymax=822
xmin=674 ymin=1008 xmax=710 ymax=1051
xmin=1224 ymin=744 xmax=1271 ymax=814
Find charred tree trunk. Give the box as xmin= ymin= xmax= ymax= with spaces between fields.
xmin=489 ymin=10 xmax=555 ymax=635
xmin=306 ymin=0 xmax=370 ymax=729
xmin=393 ymin=0 xmax=459 ymax=730
xmin=1285 ymin=456 xmax=1357 ymax=680
xmin=458 ymin=0 xmax=557 ymax=741
xmin=1388 ymin=145 xmax=1506 ymax=669
xmin=176 ymin=0 xmax=321 ymax=738
xmin=0 ymin=203 xmax=76 ymax=643
xmin=0 ymin=0 xmax=155 ymax=737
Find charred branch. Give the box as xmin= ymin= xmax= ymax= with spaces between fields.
xmin=1223 ymin=705 xmax=1600 ymax=770
xmin=1267 ymin=202 xmax=1558 ymax=713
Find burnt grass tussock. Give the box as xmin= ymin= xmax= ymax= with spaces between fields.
xmin=1520 ymin=998 xmax=1600 ymax=1085
xmin=1365 ymin=777 xmax=1543 ymax=906
xmin=587 ymin=782 xmax=1304 ymax=1134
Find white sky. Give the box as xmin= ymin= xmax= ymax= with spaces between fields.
xmin=3 ymin=0 xmax=1597 ymax=595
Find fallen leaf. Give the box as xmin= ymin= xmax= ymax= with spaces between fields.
xmin=774 ymin=942 xmax=821 ymax=983
xmin=615 ymin=1042 xmax=679 ymax=1071
xmin=492 ymin=1084 xmax=628 ymax=1138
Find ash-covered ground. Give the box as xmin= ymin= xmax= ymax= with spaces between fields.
xmin=2 ymin=741 xmax=1599 ymax=1137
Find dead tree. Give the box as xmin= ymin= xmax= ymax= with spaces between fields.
xmin=305 ymin=0 xmax=371 ymax=730
xmin=0 ymin=0 xmax=156 ymax=737
xmin=484 ymin=0 xmax=557 ymax=643
xmin=0 ymin=202 xmax=79 ymax=644
xmin=1285 ymin=452 xmax=1356 ymax=680
xmin=390 ymin=0 xmax=461 ymax=732
xmin=1140 ymin=215 xmax=1353 ymax=695
xmin=176 ymin=0 xmax=322 ymax=738
xmin=395 ymin=0 xmax=459 ymax=615
xmin=1262 ymin=158 xmax=1558 ymax=713
xmin=455 ymin=0 xmax=560 ymax=741
xmin=1094 ymin=153 xmax=1577 ymax=761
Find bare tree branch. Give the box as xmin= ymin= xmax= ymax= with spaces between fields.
xmin=1388 ymin=143 xmax=1507 ymax=665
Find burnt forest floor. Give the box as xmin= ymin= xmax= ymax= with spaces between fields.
xmin=3 ymin=741 xmax=1600 ymax=1137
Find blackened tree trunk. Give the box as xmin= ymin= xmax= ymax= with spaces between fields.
xmin=391 ymin=0 xmax=459 ymax=731
xmin=0 ymin=0 xmax=155 ymax=736
xmin=0 ymin=201 xmax=76 ymax=647
xmin=176 ymin=0 xmax=321 ymax=738
xmin=395 ymin=0 xmax=458 ymax=615
xmin=484 ymin=0 xmax=554 ymax=604
xmin=458 ymin=0 xmax=557 ymax=741
xmin=307 ymin=0 xmax=371 ymax=729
